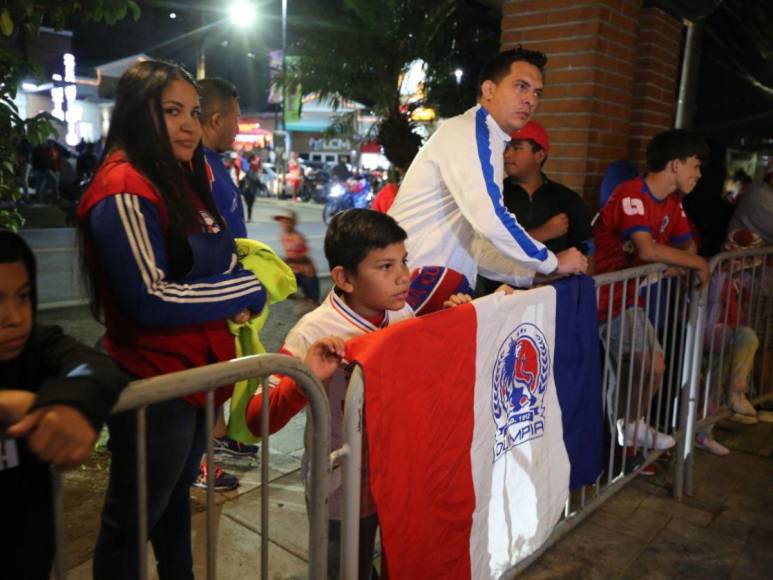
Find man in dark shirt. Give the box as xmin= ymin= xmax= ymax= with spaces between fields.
xmin=503 ymin=121 xmax=594 ymax=259
xmin=477 ymin=121 xmax=594 ymax=294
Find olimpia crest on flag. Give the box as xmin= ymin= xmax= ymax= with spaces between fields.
xmin=491 ymin=322 xmax=551 ymax=462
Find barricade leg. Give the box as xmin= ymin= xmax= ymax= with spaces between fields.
xmin=341 ymin=366 xmax=365 ymax=580
xmin=137 ymin=407 xmax=149 ymax=580
xmin=205 ymin=390 xmax=216 ymax=580
xmin=52 ymin=469 xmax=65 ymax=579
xmin=261 ymin=374 xmax=270 ymax=580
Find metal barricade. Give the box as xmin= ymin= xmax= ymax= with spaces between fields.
xmin=50 ymin=353 xmax=330 ymax=580
xmin=335 ymin=265 xmax=701 ymax=578
xmin=509 ymin=264 xmax=699 ymax=575
xmin=678 ymin=246 xmax=773 ymax=496
xmin=275 ymin=249 xmax=772 ymax=578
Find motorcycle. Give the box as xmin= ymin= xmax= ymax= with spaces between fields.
xmin=322 ymin=176 xmax=373 ymax=224
xmin=297 ymin=169 xmax=330 ymax=204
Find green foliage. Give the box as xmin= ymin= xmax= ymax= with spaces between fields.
xmin=0 ymin=0 xmax=140 ymax=230
xmin=288 ymin=0 xmax=501 ymax=117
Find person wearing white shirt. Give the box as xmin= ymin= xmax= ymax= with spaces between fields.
xmin=389 ymin=47 xmax=588 ymax=288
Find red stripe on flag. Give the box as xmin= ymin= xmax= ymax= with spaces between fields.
xmin=348 ymin=304 xmax=478 ymax=579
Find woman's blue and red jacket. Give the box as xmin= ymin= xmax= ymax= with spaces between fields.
xmin=77 ymin=151 xmax=266 ymax=406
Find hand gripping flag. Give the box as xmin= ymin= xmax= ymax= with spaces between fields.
xmin=347 ymin=275 xmax=602 ymax=579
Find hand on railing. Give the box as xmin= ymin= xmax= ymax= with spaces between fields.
xmin=304 ymin=336 xmax=347 ymax=383
xmin=693 ymin=257 xmax=710 ymax=291
xmin=555 ymin=247 xmax=589 ymax=276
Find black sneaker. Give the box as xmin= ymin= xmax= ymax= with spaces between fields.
xmin=213 ymin=436 xmax=259 ymax=457
xmin=193 ymin=463 xmax=239 ymax=491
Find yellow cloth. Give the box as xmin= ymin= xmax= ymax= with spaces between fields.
xmin=227 ymin=238 xmax=297 ymax=443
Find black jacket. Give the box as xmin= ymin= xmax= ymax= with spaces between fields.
xmin=1 ymin=324 xmax=128 ymax=470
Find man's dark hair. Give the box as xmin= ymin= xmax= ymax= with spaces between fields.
xmin=324 ymin=209 xmax=407 ymax=274
xmin=377 ymin=112 xmax=422 ymax=171
xmin=198 ymin=78 xmax=239 ymax=123
xmin=477 ymin=46 xmax=548 ymax=97
xmin=645 ymin=129 xmax=709 ymax=172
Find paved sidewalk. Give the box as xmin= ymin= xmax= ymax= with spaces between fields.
xmin=522 ymin=419 xmax=773 ymax=579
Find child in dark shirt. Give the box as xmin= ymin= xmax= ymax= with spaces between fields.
xmin=0 ymin=229 xmax=128 ymax=579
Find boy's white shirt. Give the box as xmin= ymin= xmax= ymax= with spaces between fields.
xmin=281 ymin=290 xmax=414 ymax=519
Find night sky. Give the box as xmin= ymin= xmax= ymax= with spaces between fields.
xmin=70 ymin=1 xmax=286 ymax=112
xmin=66 ymin=0 xmax=773 ymax=144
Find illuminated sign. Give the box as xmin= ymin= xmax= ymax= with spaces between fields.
xmin=50 ymin=54 xmax=79 ymax=145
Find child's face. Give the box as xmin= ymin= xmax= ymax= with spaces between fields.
xmin=0 ymin=262 xmax=33 ymax=361
xmin=342 ymin=242 xmax=410 ymax=318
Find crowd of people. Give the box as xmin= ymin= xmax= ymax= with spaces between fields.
xmin=2 ymin=44 xmax=773 ymax=580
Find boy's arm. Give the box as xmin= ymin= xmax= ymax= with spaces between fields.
xmin=245 ymin=337 xmax=345 ymax=435
xmin=630 ymin=231 xmax=709 ymax=288
xmin=245 ymin=373 xmax=309 ymax=435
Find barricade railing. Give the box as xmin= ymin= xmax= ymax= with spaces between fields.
xmin=336 ymin=263 xmax=701 ymax=578
xmin=679 ymin=246 xmax=773 ymax=496
xmin=509 ymin=263 xmax=699 ymax=575
xmin=51 ymin=353 xmax=330 ymax=580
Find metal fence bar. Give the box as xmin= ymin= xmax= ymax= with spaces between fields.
xmin=136 ymin=407 xmax=148 ymax=580
xmin=341 ymin=366 xmax=365 ymax=580
xmin=51 ymin=469 xmax=65 ymax=580
xmin=51 ymin=354 xmax=330 ymax=579
xmin=261 ymin=373 xmax=270 ymax=580
xmin=205 ymin=389 xmax=216 ymax=580
xmin=679 ymin=247 xmax=773 ymax=496
xmin=652 ymin=274 xmax=671 ymax=436
xmin=666 ymin=275 xmax=683 ymax=430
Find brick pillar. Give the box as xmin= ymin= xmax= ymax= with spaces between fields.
xmin=501 ymin=0 xmax=683 ymax=208
xmin=626 ymin=6 xmax=683 ymax=170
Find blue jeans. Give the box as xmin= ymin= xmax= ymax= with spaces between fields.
xmin=93 ymin=398 xmax=206 ymax=580
xmin=295 ymin=273 xmax=320 ymax=302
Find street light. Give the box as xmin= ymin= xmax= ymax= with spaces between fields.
xmin=229 ymin=0 xmax=257 ymax=28
xmin=197 ymin=1 xmax=257 ymax=79
xmin=454 ymin=68 xmax=464 ymax=86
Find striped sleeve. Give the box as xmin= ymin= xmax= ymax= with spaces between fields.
xmin=88 ymin=194 xmax=266 ymax=327
xmin=436 ymin=108 xmax=558 ymax=275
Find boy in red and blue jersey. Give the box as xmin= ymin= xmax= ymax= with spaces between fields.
xmin=594 ymin=129 xmax=710 ymax=453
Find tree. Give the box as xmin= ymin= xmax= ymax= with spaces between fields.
xmin=287 ymin=0 xmax=500 ymax=150
xmin=0 ymin=0 xmax=140 ymax=230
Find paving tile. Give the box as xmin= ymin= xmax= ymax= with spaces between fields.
xmin=190 ymin=507 xmax=308 ymax=579
xmin=222 ymin=470 xmax=311 ymax=560
xmin=721 ymin=507 xmax=773 ymax=532
xmin=723 ymin=489 xmax=773 ymax=512
xmin=730 ymin=527 xmax=773 ymax=579
xmin=595 ymin=484 xmax=649 ymax=519
xmin=638 ymin=494 xmax=716 ymax=527
xmin=520 ymin=558 xmax=610 ymax=580
xmin=589 ymin=506 xmax=670 ymax=543
xmin=624 ymin=517 xmax=745 ymax=579
xmin=532 ymin=520 xmax=645 ymax=576
xmin=715 ymin=421 xmax=773 ymax=457
xmin=707 ymin=514 xmax=753 ymax=542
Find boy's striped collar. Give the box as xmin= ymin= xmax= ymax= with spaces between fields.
xmin=328 ymin=291 xmax=387 ymax=333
